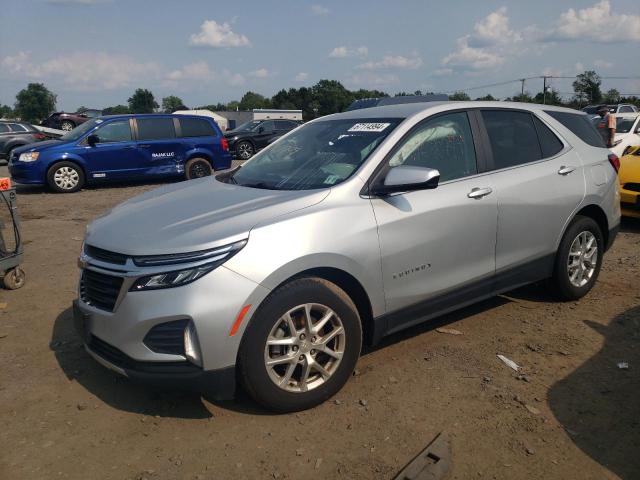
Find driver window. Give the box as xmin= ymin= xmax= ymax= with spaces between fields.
xmin=259 ymin=120 xmax=275 ymax=132
xmin=387 ymin=112 xmax=477 ymax=182
xmin=95 ymin=120 xmax=132 ymax=143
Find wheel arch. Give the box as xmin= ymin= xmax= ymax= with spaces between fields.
xmin=46 ymin=157 xmax=88 ymax=181
xmin=252 ymin=266 xmax=376 ymax=346
xmin=559 ymin=204 xmax=610 ymax=251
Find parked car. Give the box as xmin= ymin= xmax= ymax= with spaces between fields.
xmin=9 ymin=114 xmax=232 ymax=192
xmin=224 ymin=119 xmax=301 ymax=159
xmin=74 ymin=102 xmax=620 ymax=412
xmin=582 ymin=104 xmax=638 ymax=115
xmin=0 ymin=121 xmax=46 ymax=161
xmin=619 ymin=145 xmax=640 ymax=218
xmin=41 ymin=108 xmax=103 ymax=132
xmin=610 ymin=114 xmax=640 ymax=157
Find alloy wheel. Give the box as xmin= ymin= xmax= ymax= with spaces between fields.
xmin=53 ymin=166 xmax=80 ymax=190
xmin=567 ymin=231 xmax=598 ymax=288
xmin=237 ymin=142 xmax=254 ymax=160
xmin=264 ymin=303 xmax=346 ymax=393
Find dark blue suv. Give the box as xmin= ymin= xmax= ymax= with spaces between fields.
xmin=8 ymin=114 xmax=232 ymax=192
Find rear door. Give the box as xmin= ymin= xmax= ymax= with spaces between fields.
xmin=134 ymin=117 xmax=183 ymax=176
xmin=370 ymin=110 xmax=497 ymax=321
xmin=82 ymin=118 xmax=145 ymax=180
xmin=477 ymin=109 xmax=585 ymax=285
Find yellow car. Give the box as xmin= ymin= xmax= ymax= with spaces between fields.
xmin=619 ymin=145 xmax=640 ymax=218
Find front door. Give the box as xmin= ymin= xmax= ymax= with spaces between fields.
xmin=134 ymin=117 xmax=184 ymax=176
xmin=253 ymin=120 xmax=278 ymax=149
xmin=370 ymin=111 xmax=497 ymax=321
xmin=83 ymin=118 xmax=145 ymax=180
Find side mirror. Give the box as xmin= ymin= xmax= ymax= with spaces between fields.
xmin=87 ymin=134 xmax=99 ymax=146
xmin=371 ymin=166 xmax=440 ymax=196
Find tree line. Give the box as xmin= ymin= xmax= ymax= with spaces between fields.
xmin=2 ymin=71 xmax=638 ymax=124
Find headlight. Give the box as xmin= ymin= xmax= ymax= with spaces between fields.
xmin=19 ymin=152 xmax=40 ymax=162
xmin=130 ymin=240 xmax=246 ymax=291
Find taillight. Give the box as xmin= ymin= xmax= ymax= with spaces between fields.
xmin=221 ymin=137 xmax=229 ymax=152
xmin=608 ymin=153 xmax=620 ymax=173
xmin=34 ymin=133 xmax=46 ymax=140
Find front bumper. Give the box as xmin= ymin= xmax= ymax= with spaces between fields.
xmin=620 ymin=187 xmax=640 ymax=218
xmin=74 ymin=255 xmax=270 ymax=396
xmin=8 ymin=158 xmax=46 ymax=185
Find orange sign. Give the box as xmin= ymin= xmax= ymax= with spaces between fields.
xmin=0 ymin=177 xmax=11 ymax=191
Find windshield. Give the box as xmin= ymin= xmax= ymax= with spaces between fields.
xmin=232 ymin=120 xmax=263 ymax=133
xmin=59 ymin=118 xmax=102 ymax=141
xmin=615 ymin=117 xmax=638 ymax=134
xmin=231 ymin=118 xmax=401 ymax=190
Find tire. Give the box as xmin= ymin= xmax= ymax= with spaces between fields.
xmin=238 ymin=277 xmax=362 ymax=412
xmin=3 ymin=267 xmax=25 ymax=290
xmin=550 ymin=215 xmax=604 ymax=301
xmin=185 ymin=157 xmax=213 ymax=180
xmin=47 ymin=161 xmax=85 ymax=193
xmin=236 ymin=141 xmax=254 ymax=160
xmin=60 ymin=120 xmax=75 ymax=132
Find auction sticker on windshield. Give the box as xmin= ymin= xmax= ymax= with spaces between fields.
xmin=348 ymin=123 xmax=390 ymax=133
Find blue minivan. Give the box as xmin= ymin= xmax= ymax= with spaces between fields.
xmin=8 ymin=114 xmax=232 ymax=192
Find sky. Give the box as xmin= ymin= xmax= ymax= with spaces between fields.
xmin=1 ymin=0 xmax=639 ymax=111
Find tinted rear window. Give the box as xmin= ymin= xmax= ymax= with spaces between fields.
xmin=545 ymin=111 xmax=605 ymax=147
xmin=179 ymin=117 xmax=216 ymax=137
xmin=8 ymin=123 xmax=29 ymax=132
xmin=532 ymin=116 xmax=564 ymax=158
xmin=482 ymin=110 xmax=542 ymax=170
xmin=0 ymin=124 xmax=9 ymax=133
xmin=136 ymin=118 xmax=176 ymax=141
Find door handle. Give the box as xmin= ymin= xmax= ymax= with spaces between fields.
xmin=467 ymin=187 xmax=493 ymax=199
xmin=558 ymin=166 xmax=576 ymax=175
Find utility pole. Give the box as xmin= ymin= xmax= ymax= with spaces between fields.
xmin=520 ymin=78 xmax=526 ymax=96
xmin=543 ymin=76 xmax=548 ymax=104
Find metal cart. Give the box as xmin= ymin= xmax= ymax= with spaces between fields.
xmin=0 ymin=178 xmax=25 ymax=289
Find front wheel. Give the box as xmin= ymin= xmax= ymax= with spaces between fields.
xmin=238 ymin=278 xmax=362 ymax=412
xmin=60 ymin=120 xmax=74 ymax=131
xmin=185 ymin=157 xmax=213 ymax=180
xmin=550 ymin=215 xmax=604 ymax=301
xmin=47 ymin=161 xmax=85 ymax=193
xmin=236 ymin=141 xmax=254 ymax=160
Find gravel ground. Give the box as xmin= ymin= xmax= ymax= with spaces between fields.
xmin=0 ymin=164 xmax=639 ymax=480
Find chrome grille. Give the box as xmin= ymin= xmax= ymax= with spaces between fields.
xmin=80 ymin=269 xmax=123 ymax=312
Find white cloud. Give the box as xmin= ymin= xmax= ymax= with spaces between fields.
xmin=294 ymin=72 xmax=309 ymax=82
xmin=357 ymin=55 xmax=423 ymax=70
xmin=311 ymin=4 xmax=329 ymax=16
xmin=547 ymin=1 xmax=640 ymax=43
xmin=189 ymin=20 xmax=251 ymax=48
xmin=440 ymin=7 xmax=522 ymax=72
xmin=248 ymin=68 xmax=270 ymax=78
xmin=224 ymin=70 xmax=246 ymax=86
xmin=1 ymin=51 xmax=159 ymax=90
xmin=166 ymin=61 xmax=216 ymax=82
xmin=346 ymin=72 xmax=400 ymax=88
xmin=328 ymin=46 xmax=368 ymax=58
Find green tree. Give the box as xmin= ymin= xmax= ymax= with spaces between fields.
xmin=603 ymin=88 xmax=620 ymax=104
xmin=510 ymin=92 xmax=534 ymax=103
xmin=14 ymin=83 xmax=57 ymax=123
xmin=127 ymin=88 xmax=158 ymax=113
xmin=0 ymin=104 xmax=14 ymax=119
xmin=102 ymin=105 xmax=130 ymax=115
xmin=449 ymin=91 xmax=470 ymax=101
xmin=573 ymin=71 xmax=602 ymax=104
xmin=533 ymin=89 xmax=563 ymax=106
xmin=312 ymin=80 xmax=353 ymax=116
xmin=162 ymin=95 xmax=186 ymax=113
xmin=238 ymin=91 xmax=271 ymax=110
xmin=474 ymin=94 xmax=496 ymax=101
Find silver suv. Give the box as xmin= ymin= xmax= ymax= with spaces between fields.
xmin=74 ymin=102 xmax=620 ymax=412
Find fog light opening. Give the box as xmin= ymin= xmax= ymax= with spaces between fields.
xmin=184 ymin=320 xmax=203 ymax=367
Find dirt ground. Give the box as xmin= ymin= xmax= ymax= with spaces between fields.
xmin=0 ymin=164 xmax=639 ymax=480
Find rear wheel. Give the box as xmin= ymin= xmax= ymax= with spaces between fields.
xmin=47 ymin=161 xmax=85 ymax=193
xmin=550 ymin=215 xmax=603 ymax=300
xmin=60 ymin=120 xmax=74 ymax=131
xmin=185 ymin=157 xmax=213 ymax=180
xmin=239 ymin=278 xmax=362 ymax=412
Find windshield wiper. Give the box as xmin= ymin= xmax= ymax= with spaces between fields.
xmin=239 ymin=181 xmax=279 ymax=190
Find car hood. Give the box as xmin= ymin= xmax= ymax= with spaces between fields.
xmin=85 ymin=176 xmax=330 ymax=255
xmin=13 ymin=139 xmax=62 ymax=155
